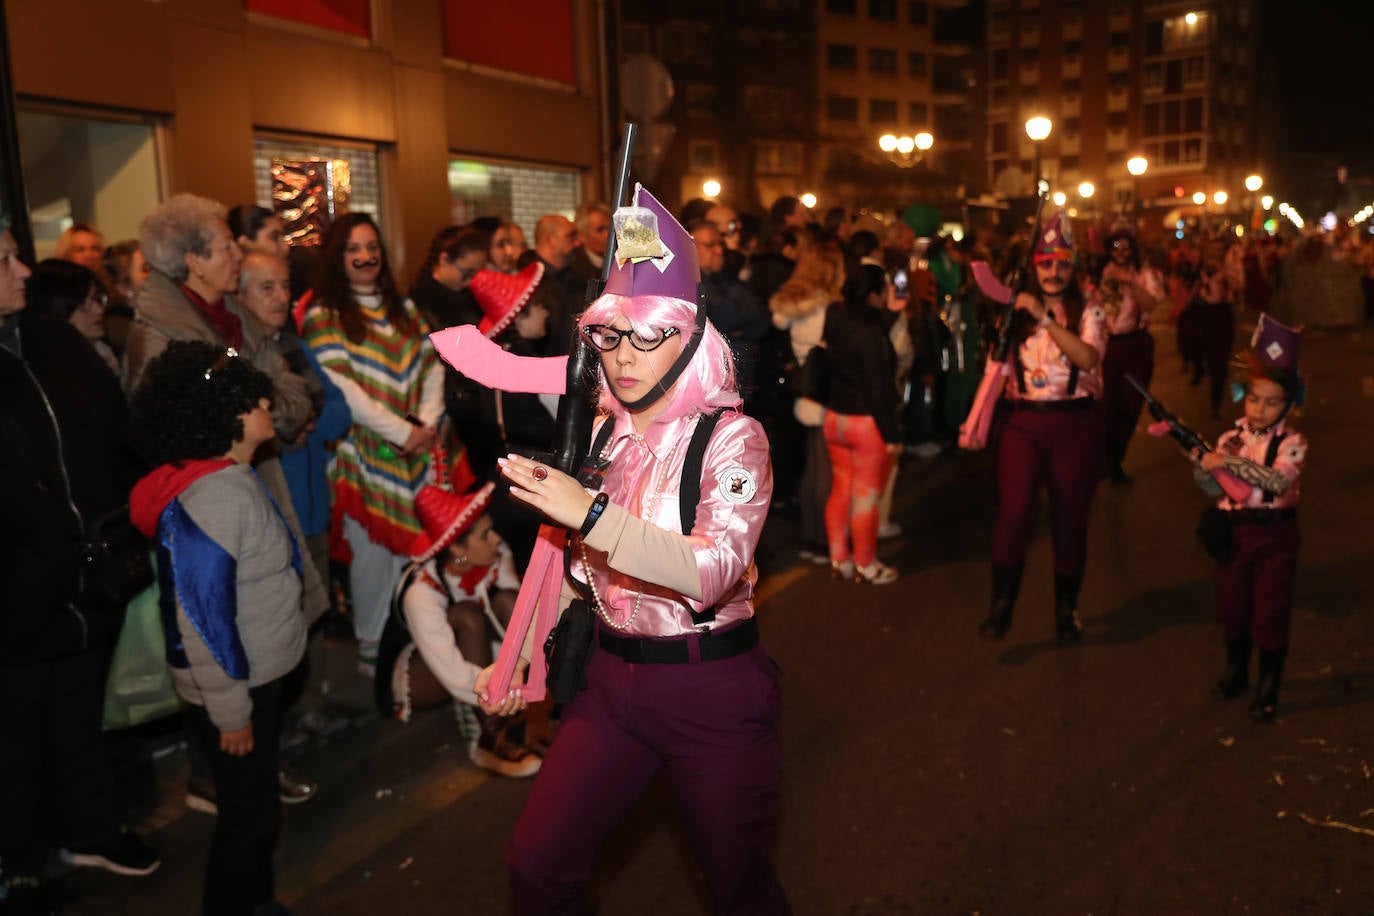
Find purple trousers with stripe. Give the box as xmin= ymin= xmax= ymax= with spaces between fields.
xmin=508 ymin=640 xmax=790 ymax=915
xmin=1100 ymin=329 xmax=1155 ymax=465
xmin=1217 ymin=518 xmax=1300 ymax=651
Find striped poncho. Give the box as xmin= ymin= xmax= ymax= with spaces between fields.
xmin=303 ymin=295 xmax=444 ymax=555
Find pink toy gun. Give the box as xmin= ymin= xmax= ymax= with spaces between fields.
xmin=1125 ymin=373 xmax=1251 ymax=502
xmin=958 ymin=260 xmax=1015 ymax=450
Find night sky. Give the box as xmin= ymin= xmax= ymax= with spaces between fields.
xmin=1262 ymin=1 xmax=1374 ymax=171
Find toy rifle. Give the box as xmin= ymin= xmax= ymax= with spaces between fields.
xmin=1125 ymin=373 xmax=1253 ymax=503
xmin=1124 ymin=373 xmax=1211 ymax=453
xmin=957 ymin=182 xmax=1049 ymax=450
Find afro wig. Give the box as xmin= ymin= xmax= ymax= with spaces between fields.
xmin=130 ymin=339 xmax=274 ymax=466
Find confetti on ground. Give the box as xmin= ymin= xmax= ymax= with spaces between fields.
xmin=1296 ymin=813 xmax=1374 ymax=838
xmin=1300 ymin=738 xmax=1328 ymax=746
xmin=374 ymin=788 xmax=393 ymax=800
xmin=399 ymin=857 xmax=413 ymax=870
xmin=1360 ymin=809 xmax=1374 ymax=819
xmin=1363 ymin=762 xmax=1371 ymax=780
xmin=1273 ymin=773 xmax=1285 ymax=786
xmin=1219 ymin=736 xmax=1235 ymax=747
xmin=1001 ymin=728 xmax=1016 ymax=737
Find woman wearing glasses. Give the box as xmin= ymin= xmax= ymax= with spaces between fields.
xmin=409 ymin=225 xmax=490 ymax=331
xmin=467 ymin=186 xmax=789 ymax=914
xmin=302 ymin=213 xmax=445 ymax=674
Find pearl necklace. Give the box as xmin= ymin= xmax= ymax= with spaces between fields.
xmin=579 ymin=421 xmax=691 ymax=630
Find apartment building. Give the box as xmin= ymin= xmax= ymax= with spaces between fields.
xmin=814 ymin=0 xmax=978 ymax=217
xmin=984 ymin=0 xmax=1262 ymax=230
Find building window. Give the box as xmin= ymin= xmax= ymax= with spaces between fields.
xmin=869 ymin=98 xmax=899 ymax=124
xmin=1165 ymin=59 xmax=1183 ymax=94
xmin=870 ymin=48 xmax=899 ymax=74
xmin=826 ymin=0 xmax=857 ymax=14
xmin=1164 ymin=99 xmax=1181 ymax=133
xmin=1145 ymin=20 xmax=1163 ymax=55
xmin=991 ymin=48 xmax=1008 ymax=80
xmin=827 ymin=43 xmax=858 ymax=69
xmin=1064 ymin=39 xmax=1082 ymax=58
xmin=827 ymin=95 xmax=859 ymax=121
xmin=991 ymin=121 xmax=1008 ymax=153
xmin=991 ymin=84 xmax=1009 ymax=107
xmin=18 ymin=107 xmax=164 ymax=260
xmin=1184 ymin=138 xmax=1202 ymax=162
xmin=1061 ymin=155 xmax=1080 ymax=171
xmin=869 ymin=0 xmax=898 ymax=21
xmin=1108 ymin=111 xmax=1129 ymax=129
xmin=1021 ymin=47 xmax=1039 ymax=65
xmin=689 ymin=140 xmax=719 ymax=171
xmin=1186 ymin=96 xmax=1204 ymax=131
xmin=1184 ymin=56 xmax=1205 ymax=83
xmin=1063 ymin=78 xmax=1081 ymax=96
xmin=1163 ymin=139 xmax=1180 ymax=165
xmin=908 ymin=51 xmax=929 ymax=77
xmin=990 ymin=9 xmax=1010 ymax=35
xmin=908 ymin=101 xmax=929 ymax=125
xmin=1063 ymin=116 xmax=1081 ymax=135
xmin=1143 ymin=103 xmax=1160 ymax=136
xmin=1109 ymin=31 xmax=1130 ymax=48
xmin=686 ymin=83 xmax=718 ymax=116
xmin=1143 ymin=63 xmax=1163 ymax=91
xmin=754 ymin=142 xmax=803 ymax=175
xmin=908 ymin=1 xmax=928 ymax=25
xmin=621 ymin=23 xmax=650 ymax=55
xmin=447 ymin=157 xmax=580 ymax=234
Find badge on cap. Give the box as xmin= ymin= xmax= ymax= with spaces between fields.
xmin=717 ymin=466 xmax=758 ymax=503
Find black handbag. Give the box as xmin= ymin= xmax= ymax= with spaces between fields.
xmin=1195 ymin=507 xmax=1235 ymax=564
xmin=82 ymin=505 xmax=155 ymax=607
xmin=785 ymin=344 xmax=830 ymax=402
xmin=543 ymin=598 xmax=597 ymax=706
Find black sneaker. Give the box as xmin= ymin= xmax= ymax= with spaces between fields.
xmin=59 ymin=831 xmax=161 ymax=877
xmin=471 ymin=722 xmax=542 ymax=779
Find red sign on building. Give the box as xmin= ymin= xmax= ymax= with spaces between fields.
xmin=443 ymin=0 xmax=576 ymax=85
xmin=246 ymin=0 xmax=371 ymax=39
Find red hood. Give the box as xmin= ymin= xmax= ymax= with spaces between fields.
xmin=129 ymin=459 xmax=236 ymax=537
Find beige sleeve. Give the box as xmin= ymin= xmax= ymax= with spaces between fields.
xmin=581 ymin=502 xmax=703 ymax=601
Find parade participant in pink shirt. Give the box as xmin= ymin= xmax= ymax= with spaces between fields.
xmin=456 ymin=185 xmax=788 ymax=914
xmin=1195 ymin=315 xmax=1307 ymax=723
xmin=979 ymin=212 xmax=1109 ymax=644
xmin=1096 ymin=227 xmax=1163 ymax=483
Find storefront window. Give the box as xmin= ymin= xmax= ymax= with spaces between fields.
xmin=253 ymin=136 xmax=381 ymax=245
xmin=447 ymin=158 xmax=580 ymax=237
xmin=17 ymin=109 xmax=163 ymax=260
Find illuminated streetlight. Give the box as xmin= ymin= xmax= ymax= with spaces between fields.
xmin=1025 ymin=116 xmax=1053 ymax=194
xmin=1185 ymin=11 xmax=1198 ymax=25
xmin=877 ymin=132 xmax=934 ymax=168
xmin=702 ymin=179 xmax=721 ymax=199
xmin=1245 ymin=174 xmax=1263 ymax=192
xmin=1279 ymin=202 xmax=1290 ymax=214
xmin=800 ymin=192 xmax=818 ymax=209
xmin=1052 ymin=191 xmax=1067 ymax=207
xmin=1126 ymin=156 xmax=1148 ymax=177
xmin=1261 ymin=195 xmax=1274 ymax=210
xmin=1078 ymin=181 xmax=1095 ymax=199
xmin=1192 ymin=192 xmax=1206 ymax=205
xmin=1213 ymin=190 xmax=1228 ymax=206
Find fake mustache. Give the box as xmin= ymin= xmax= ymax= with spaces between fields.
xmin=351 ymin=257 xmax=381 ymax=270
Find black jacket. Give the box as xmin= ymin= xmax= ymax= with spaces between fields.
xmin=822 ymin=303 xmax=902 ymax=444
xmin=0 ymin=335 xmax=89 ymax=663
xmin=409 ymin=272 xmax=481 ymax=331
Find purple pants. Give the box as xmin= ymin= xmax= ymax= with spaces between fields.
xmin=1217 ymin=518 xmax=1300 ymax=651
xmin=1100 ymin=330 xmax=1155 ymax=464
xmin=993 ymin=406 xmax=1104 ymax=574
xmin=508 ymin=640 xmax=789 ymax=915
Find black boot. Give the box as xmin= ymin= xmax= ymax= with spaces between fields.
xmin=1053 ymin=572 xmax=1084 ymax=644
xmin=1213 ymin=636 xmax=1252 ymax=700
xmin=979 ymin=564 xmax=1023 ymax=640
xmin=1249 ymin=646 xmax=1287 ymax=724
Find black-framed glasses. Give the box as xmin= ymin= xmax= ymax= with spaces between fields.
xmin=204 ymin=347 xmax=240 ymax=381
xmin=581 ymin=324 xmax=680 ymax=352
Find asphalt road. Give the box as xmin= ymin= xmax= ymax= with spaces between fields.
xmin=63 ymin=322 xmax=1374 ymax=915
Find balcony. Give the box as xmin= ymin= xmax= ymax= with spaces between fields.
xmin=1062 ymin=56 xmax=1082 ymax=79
xmin=1107 ymin=87 xmax=1130 ymax=111
xmin=1109 ymin=6 xmax=1132 ymax=30
xmin=1106 ymin=127 xmax=1128 ymax=151
xmin=1059 ymin=133 xmax=1081 ymax=155
xmin=1063 ymin=18 xmax=1082 ymax=40
xmin=1108 ymin=47 xmax=1131 ymax=71
xmin=1060 ymin=94 xmax=1081 ymax=117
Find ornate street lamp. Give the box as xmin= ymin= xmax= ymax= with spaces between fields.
xmin=877 ymin=132 xmax=934 ymax=168
xmin=1025 ymin=116 xmax=1053 ymax=193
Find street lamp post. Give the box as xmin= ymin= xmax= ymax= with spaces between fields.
xmin=1126 ymin=155 xmax=1148 ymax=230
xmin=1025 ymin=116 xmax=1053 ymax=195
xmin=877 ymin=131 xmax=934 ymax=168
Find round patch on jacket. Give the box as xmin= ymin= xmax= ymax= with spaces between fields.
xmin=717 ymin=467 xmax=758 ymax=503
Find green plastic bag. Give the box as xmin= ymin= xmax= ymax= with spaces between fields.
xmin=103 ymin=566 xmax=181 ymax=730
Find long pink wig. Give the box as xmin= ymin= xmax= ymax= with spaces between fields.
xmin=579 ymin=293 xmax=740 ymax=424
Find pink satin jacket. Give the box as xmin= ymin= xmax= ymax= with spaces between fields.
xmin=1097 ymin=266 xmax=1164 ymax=335
xmin=574 ymin=410 xmax=772 ymax=638
xmin=1215 ymin=419 xmax=1306 ymax=511
xmin=1004 ymin=297 xmax=1109 ymax=402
